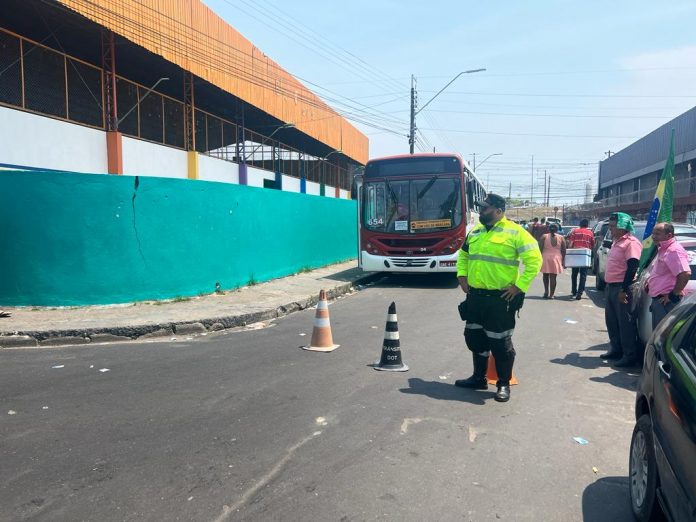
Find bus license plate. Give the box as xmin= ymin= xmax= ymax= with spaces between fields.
xmin=440 ymin=260 xmax=456 ymax=267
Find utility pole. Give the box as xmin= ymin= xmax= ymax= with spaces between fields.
xmin=547 ymin=176 xmax=551 ymax=206
xmin=530 ymin=155 xmax=534 ymax=205
xmin=605 ymin=150 xmax=614 ymax=158
xmin=472 ymin=153 xmax=476 ymax=171
xmin=542 ymin=170 xmax=547 ymax=207
xmin=509 ymin=181 xmax=512 ymax=201
xmin=409 ymin=75 xmax=417 ymax=154
xmin=408 ymin=69 xmax=485 ymax=154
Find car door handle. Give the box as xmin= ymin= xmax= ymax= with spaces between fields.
xmin=658 ymin=360 xmax=671 ymax=379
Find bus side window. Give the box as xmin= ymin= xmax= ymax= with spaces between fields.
xmin=466 ymin=179 xmax=475 ymax=209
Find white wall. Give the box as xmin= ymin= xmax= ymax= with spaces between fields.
xmin=0 ymin=106 xmax=108 ymax=173
xmin=247 ymin=166 xmax=275 ymax=188
xmin=282 ymin=175 xmax=301 ymax=193
xmin=306 ymin=180 xmax=321 ymax=196
xmin=199 ymin=154 xmax=239 ymax=184
xmin=122 ymin=136 xmax=188 ymax=179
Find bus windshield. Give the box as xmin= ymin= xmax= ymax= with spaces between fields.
xmin=363 ymin=177 xmax=462 ymax=233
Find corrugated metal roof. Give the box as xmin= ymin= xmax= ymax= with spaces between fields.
xmin=599 ymin=105 xmax=696 ymax=186
xmin=57 ymin=0 xmax=368 ymax=164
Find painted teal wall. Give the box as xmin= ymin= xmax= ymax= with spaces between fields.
xmin=0 ymin=170 xmax=357 ymax=306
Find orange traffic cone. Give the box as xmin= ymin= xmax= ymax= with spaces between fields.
xmin=486 ymin=355 xmax=518 ymax=385
xmin=301 ymin=289 xmax=339 ymax=352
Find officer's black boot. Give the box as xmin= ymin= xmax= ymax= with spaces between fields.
xmin=455 ymin=353 xmax=488 ymax=389
xmin=494 ymin=352 xmax=514 ymax=402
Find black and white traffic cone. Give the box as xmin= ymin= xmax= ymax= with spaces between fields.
xmin=374 ymin=302 xmax=408 ymax=372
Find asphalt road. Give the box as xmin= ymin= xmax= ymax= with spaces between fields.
xmin=0 ymin=272 xmax=640 ymax=522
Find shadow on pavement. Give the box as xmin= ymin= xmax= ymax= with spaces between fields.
xmin=550 ymin=352 xmax=610 ymax=370
xmin=584 ymin=286 xmax=606 ymax=309
xmin=399 ymin=378 xmax=488 ymax=404
xmin=582 ymin=476 xmax=634 ymax=522
xmin=370 ymin=273 xmax=460 ymax=290
xmin=590 ymin=371 xmax=640 ymax=392
xmin=583 ymin=342 xmax=610 ymax=352
xmin=550 ymin=352 xmax=640 ymax=391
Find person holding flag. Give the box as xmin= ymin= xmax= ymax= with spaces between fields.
xmin=601 ymin=212 xmax=642 ymax=368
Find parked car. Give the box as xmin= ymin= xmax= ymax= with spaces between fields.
xmin=591 ymin=219 xmax=611 ymax=273
xmin=629 ymin=294 xmax=696 ymax=521
xmin=634 ymin=239 xmax=696 ymax=345
xmin=595 ymin=222 xmax=696 ymax=290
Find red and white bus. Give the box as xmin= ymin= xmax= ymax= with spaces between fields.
xmin=355 ymin=153 xmax=485 ymax=273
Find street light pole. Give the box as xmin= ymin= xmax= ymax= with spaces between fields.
xmin=409 ymin=68 xmax=485 ymax=154
xmin=473 ymin=152 xmax=502 ymax=172
xmin=244 ymin=123 xmax=295 ymax=163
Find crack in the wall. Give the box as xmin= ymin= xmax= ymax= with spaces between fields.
xmin=131 ymin=176 xmax=146 ymax=263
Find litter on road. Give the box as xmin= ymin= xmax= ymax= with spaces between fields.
xmin=8 ymin=410 xmax=17 ymax=415
xmin=573 ymin=437 xmax=589 ymax=445
xmin=99 ymin=368 xmax=110 ymax=373
xmin=564 ymin=319 xmax=578 ymax=324
xmin=592 ymin=466 xmax=598 ymax=473
xmin=51 ymin=365 xmax=65 ymax=369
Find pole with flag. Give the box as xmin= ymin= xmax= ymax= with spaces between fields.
xmin=638 ymin=129 xmax=676 ymax=272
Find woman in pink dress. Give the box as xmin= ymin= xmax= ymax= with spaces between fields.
xmin=539 ymin=223 xmax=566 ymax=298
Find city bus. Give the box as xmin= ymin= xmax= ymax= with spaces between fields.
xmin=355 ymin=153 xmax=485 ymax=273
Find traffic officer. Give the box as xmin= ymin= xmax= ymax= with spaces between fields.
xmin=455 ymin=193 xmax=542 ymax=402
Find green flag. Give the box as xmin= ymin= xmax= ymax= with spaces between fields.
xmin=638 ymin=129 xmax=675 ymax=271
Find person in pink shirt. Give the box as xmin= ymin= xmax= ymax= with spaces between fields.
xmin=602 ymin=212 xmax=643 ymax=367
xmin=647 ymin=222 xmax=691 ymax=328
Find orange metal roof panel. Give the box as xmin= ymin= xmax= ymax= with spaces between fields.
xmin=56 ymin=0 xmax=368 ymax=164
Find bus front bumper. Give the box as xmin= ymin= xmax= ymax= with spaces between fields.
xmin=360 ymin=251 xmax=458 ymax=272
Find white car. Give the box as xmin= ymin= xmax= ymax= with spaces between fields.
xmin=634 ymin=239 xmax=696 ymax=345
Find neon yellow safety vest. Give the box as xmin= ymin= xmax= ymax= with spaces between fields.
xmin=457 ymin=217 xmax=542 ymax=293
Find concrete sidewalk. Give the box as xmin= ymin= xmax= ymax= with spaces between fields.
xmin=0 ymin=261 xmax=377 ymax=348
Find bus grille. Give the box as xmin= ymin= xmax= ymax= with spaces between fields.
xmin=380 ymin=238 xmax=444 ymax=247
xmin=389 ymin=257 xmax=430 ymax=267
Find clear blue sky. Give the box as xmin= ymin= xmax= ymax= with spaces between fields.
xmin=207 ymin=0 xmax=696 ymax=204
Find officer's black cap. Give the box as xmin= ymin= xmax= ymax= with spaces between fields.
xmin=475 ymin=193 xmax=506 ymax=211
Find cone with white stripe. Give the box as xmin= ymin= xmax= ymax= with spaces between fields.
xmin=302 ymin=289 xmax=339 ymax=352
xmin=374 ymin=302 xmax=409 ymax=371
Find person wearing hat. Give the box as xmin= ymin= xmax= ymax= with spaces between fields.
xmin=455 ymin=193 xmax=542 ymax=402
xmin=601 ymin=212 xmax=642 ymax=367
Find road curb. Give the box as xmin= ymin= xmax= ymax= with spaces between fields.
xmin=0 ymin=272 xmax=384 ymax=348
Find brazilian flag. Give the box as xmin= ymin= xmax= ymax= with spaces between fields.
xmin=639 ymin=129 xmax=675 ymax=271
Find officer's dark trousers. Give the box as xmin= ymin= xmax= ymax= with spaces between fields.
xmin=604 ymin=284 xmax=639 ymax=360
xmin=464 ymin=289 xmax=516 ymax=386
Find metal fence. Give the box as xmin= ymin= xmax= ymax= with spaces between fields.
xmin=0 ymin=27 xmax=351 ymax=190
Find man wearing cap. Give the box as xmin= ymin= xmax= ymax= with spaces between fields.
xmin=602 ymin=212 xmax=642 ymax=367
xmin=455 ymin=193 xmax=542 ymax=402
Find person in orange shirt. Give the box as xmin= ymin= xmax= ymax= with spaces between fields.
xmin=567 ymin=219 xmax=595 ymax=300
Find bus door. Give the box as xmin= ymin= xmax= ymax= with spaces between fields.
xmin=354 ymin=174 xmax=364 ymax=268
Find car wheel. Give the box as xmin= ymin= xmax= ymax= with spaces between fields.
xmin=629 ymin=415 xmax=661 ymax=522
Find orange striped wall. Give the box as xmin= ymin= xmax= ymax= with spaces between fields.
xmin=57 ymin=0 xmax=368 ymax=164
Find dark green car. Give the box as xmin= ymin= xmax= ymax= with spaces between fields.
xmin=630 ymin=295 xmax=696 ymax=520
